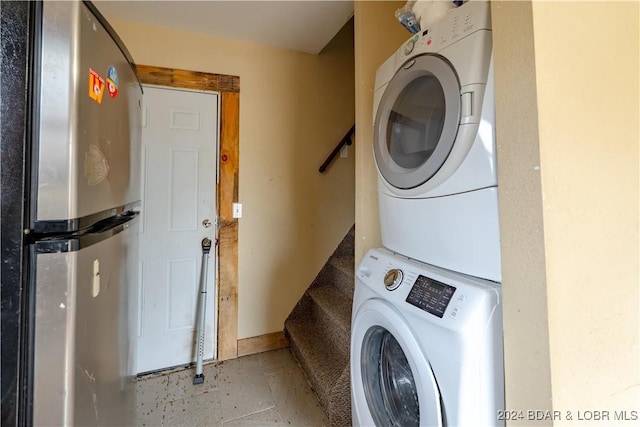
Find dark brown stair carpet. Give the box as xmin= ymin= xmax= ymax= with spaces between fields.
xmin=284 ymin=225 xmax=354 ymax=426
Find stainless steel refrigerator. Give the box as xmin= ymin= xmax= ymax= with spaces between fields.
xmin=1 ymin=1 xmax=142 ymax=425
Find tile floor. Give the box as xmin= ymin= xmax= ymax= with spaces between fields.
xmin=136 ymin=348 xmax=330 ymax=426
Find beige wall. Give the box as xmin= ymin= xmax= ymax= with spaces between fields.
xmin=354 ymin=1 xmax=407 ymax=262
xmin=356 ymin=0 xmax=640 ymax=421
xmin=110 ymin=19 xmax=356 ymax=339
xmin=495 ymin=1 xmax=640 ymax=421
xmin=531 ymin=1 xmax=640 ymax=420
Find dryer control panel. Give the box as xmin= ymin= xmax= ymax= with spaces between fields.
xmin=396 ymin=0 xmax=491 ymax=66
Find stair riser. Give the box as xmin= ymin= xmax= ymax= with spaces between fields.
xmin=286 ymin=328 xmax=336 ymax=405
xmin=308 ymin=286 xmax=352 ymax=333
xmin=286 ymin=296 xmax=350 ymax=360
xmin=308 ymin=302 xmax=350 ymax=355
xmin=327 ymin=264 xmax=355 ymax=297
xmin=329 ymin=254 xmax=355 ymax=276
xmin=311 ymin=263 xmax=354 ymax=297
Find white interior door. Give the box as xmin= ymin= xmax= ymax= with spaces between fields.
xmin=137 ymin=85 xmax=219 ymax=374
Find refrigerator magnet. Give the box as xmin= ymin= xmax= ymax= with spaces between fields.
xmin=106 ymin=65 xmax=119 ymax=98
xmin=89 ymin=68 xmax=105 ymax=104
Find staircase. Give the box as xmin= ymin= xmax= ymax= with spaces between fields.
xmin=284 ymin=226 xmax=355 ymax=426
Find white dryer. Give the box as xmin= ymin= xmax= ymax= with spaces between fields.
xmin=351 ymin=248 xmax=504 ymax=426
xmin=373 ymin=0 xmax=500 ymax=281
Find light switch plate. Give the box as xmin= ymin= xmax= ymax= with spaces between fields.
xmin=233 ymin=203 xmax=243 ymax=218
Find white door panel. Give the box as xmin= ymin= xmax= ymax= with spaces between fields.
xmin=137 ymin=86 xmax=218 ymax=374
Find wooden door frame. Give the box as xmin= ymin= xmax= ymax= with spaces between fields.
xmin=136 ymin=64 xmax=240 ymax=361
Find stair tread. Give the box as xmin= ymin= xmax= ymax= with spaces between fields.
xmin=285 ymin=317 xmax=349 ymax=401
xmin=308 ymin=284 xmax=352 ymax=333
xmin=330 ymin=255 xmax=355 ymax=279
xmin=314 ymin=263 xmax=354 ymax=298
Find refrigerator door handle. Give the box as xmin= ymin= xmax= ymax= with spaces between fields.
xmin=86 ymin=210 xmax=139 ymax=234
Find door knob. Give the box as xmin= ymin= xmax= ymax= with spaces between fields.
xmin=202 ymin=219 xmax=212 ymax=228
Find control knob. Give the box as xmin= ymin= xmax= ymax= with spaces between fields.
xmin=384 ymin=269 xmax=403 ymax=291
xmin=404 ymin=39 xmax=415 ymax=55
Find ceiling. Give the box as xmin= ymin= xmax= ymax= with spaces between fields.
xmin=93 ymin=1 xmax=354 ymax=54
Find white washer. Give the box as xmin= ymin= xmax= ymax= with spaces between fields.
xmin=351 ymin=248 xmax=504 ymax=426
xmin=373 ymin=1 xmax=500 ymax=281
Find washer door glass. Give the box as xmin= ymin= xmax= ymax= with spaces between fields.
xmin=361 ymin=326 xmax=420 ymax=426
xmin=374 ymin=55 xmax=460 ymax=190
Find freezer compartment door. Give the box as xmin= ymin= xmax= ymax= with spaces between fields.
xmin=32 ymin=222 xmax=138 ymax=426
xmin=36 ymin=1 xmax=142 ymax=223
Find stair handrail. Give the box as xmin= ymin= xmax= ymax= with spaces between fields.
xmin=318 ymin=124 xmax=355 ymax=173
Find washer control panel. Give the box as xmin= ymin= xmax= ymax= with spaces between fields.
xmin=357 ymin=248 xmax=501 ymax=327
xmin=406 ymin=275 xmax=456 ymax=318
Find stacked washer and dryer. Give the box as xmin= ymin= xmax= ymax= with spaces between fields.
xmin=351 ymin=2 xmax=505 ymax=426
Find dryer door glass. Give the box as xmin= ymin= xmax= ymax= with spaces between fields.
xmin=361 ymin=326 xmax=420 ymax=426
xmin=387 ymin=74 xmax=445 ymax=169
xmin=374 ymin=55 xmax=460 ymax=190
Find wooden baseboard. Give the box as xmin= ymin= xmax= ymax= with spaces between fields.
xmin=237 ymin=331 xmax=289 ymax=357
